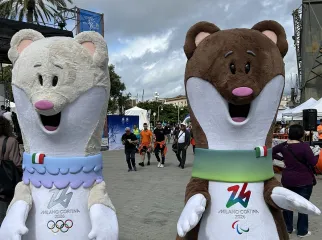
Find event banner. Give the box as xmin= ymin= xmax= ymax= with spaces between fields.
xmin=76 ymin=8 xmax=104 ymax=36
xmin=108 ymin=115 xmax=139 ymax=150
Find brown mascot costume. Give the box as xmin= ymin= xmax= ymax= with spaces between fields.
xmin=176 ymin=20 xmax=320 ymax=240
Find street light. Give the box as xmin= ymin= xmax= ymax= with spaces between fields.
xmin=154 ymin=92 xmax=160 ymax=101
xmin=157 ymin=105 xmax=163 ymax=121
xmin=176 ymin=105 xmax=183 ymax=124
xmin=153 ymin=112 xmax=156 ymax=127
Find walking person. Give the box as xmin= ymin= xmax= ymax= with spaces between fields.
xmin=273 ymin=124 xmax=318 ymax=237
xmin=138 ymin=123 xmax=153 ymax=166
xmin=132 ymin=125 xmax=141 ymax=149
xmin=153 ymin=121 xmax=167 ymax=168
xmin=317 ymin=119 xmax=322 ymax=141
xmin=0 ymin=116 xmax=22 ymax=225
xmin=175 ymin=123 xmax=190 ymax=169
xmin=190 ymin=125 xmax=196 ymax=154
xmin=121 ymin=127 xmax=138 ymax=172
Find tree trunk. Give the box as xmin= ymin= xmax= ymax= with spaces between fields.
xmin=27 ymin=0 xmax=36 ymax=22
xmin=26 ymin=10 xmax=33 ymax=22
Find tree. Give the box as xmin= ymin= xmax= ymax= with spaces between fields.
xmin=108 ymin=64 xmax=130 ymax=114
xmin=1 ymin=65 xmax=14 ymax=102
xmin=0 ymin=0 xmax=73 ymax=23
xmin=137 ymin=101 xmax=189 ymax=124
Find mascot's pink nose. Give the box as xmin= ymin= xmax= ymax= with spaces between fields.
xmin=232 ymin=87 xmax=253 ymax=97
xmin=34 ymin=100 xmax=54 ymax=110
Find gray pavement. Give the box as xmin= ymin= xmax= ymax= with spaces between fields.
xmin=102 ymin=146 xmax=322 ymax=240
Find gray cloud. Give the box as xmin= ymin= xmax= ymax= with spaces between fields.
xmin=74 ymin=0 xmax=301 ymax=100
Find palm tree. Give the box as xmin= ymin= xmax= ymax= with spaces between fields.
xmin=0 ymin=0 xmax=73 ymax=24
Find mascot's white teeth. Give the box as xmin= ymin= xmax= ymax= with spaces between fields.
xmin=228 ymin=102 xmax=251 ymax=123
xmin=39 ymin=112 xmax=61 ymax=131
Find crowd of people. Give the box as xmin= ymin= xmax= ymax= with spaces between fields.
xmin=121 ymin=121 xmax=195 ymax=172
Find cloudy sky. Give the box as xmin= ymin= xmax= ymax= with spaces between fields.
xmin=71 ymin=0 xmax=301 ymax=100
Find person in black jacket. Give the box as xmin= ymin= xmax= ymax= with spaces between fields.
xmin=121 ymin=127 xmax=138 ymax=172
xmin=174 ymin=123 xmax=190 ymax=169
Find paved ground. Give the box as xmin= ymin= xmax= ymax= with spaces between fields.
xmin=102 ymin=146 xmax=322 ymax=240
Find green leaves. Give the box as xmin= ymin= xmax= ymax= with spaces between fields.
xmin=0 ymin=0 xmax=73 ymax=23
xmin=137 ymin=101 xmax=189 ymax=124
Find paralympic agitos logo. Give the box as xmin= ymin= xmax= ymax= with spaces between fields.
xmin=232 ymin=220 xmax=249 ymax=235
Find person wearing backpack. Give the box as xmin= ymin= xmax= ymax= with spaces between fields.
xmin=273 ymin=124 xmax=318 ymax=238
xmin=0 ymin=116 xmax=22 ymax=225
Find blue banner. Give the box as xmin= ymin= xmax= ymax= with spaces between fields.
xmin=78 ymin=9 xmax=103 ymax=35
xmin=107 ymin=115 xmax=139 ymax=150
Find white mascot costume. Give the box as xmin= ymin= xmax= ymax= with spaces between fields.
xmin=0 ymin=29 xmax=118 ymax=240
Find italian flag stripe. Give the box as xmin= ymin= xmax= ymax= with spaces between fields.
xmin=32 ymin=153 xmax=45 ymax=164
xmin=254 ymin=146 xmax=267 ymax=158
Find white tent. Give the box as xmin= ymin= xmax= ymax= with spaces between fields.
xmin=278 ymin=98 xmax=317 ymax=121
xmin=292 ymin=97 xmax=322 ymax=120
xmin=276 ymin=108 xmax=291 ymax=121
xmin=125 ymin=106 xmax=149 ymax=130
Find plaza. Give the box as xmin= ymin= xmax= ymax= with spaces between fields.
xmin=102 ymin=148 xmax=322 ymax=240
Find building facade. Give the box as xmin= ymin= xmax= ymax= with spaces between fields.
xmin=164 ymin=95 xmax=187 ymax=107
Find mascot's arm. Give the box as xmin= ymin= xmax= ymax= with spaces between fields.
xmin=177 ymin=177 xmax=210 ymax=239
xmin=184 ymin=177 xmax=211 ymax=204
xmin=88 ymin=181 xmax=119 ymax=240
xmin=265 ymin=177 xmax=320 ymax=215
xmin=0 ymin=182 xmax=32 ymax=239
xmin=263 ymin=177 xmax=282 ymax=209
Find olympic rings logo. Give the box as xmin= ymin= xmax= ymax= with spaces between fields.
xmin=47 ymin=219 xmax=73 ymax=233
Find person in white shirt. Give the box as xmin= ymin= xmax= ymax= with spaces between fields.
xmin=174 ymin=123 xmax=190 ymax=169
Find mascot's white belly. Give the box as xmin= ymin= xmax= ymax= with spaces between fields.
xmin=24 ymin=186 xmax=91 ymax=240
xmin=198 ymin=181 xmax=279 ymax=240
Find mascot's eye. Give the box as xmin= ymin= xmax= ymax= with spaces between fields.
xmin=229 ymin=63 xmax=236 ymax=74
xmin=38 ymin=75 xmax=43 ymax=86
xmin=245 ymin=62 xmax=251 ymax=74
xmin=52 ymin=76 xmax=58 ymax=87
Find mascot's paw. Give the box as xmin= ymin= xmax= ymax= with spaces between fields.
xmin=177 ymin=193 xmax=206 ymax=237
xmin=271 ymin=187 xmax=321 ymax=215
xmin=89 ymin=204 xmax=119 ymax=240
xmin=0 ymin=200 xmax=29 ymax=240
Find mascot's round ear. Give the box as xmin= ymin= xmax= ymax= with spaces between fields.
xmin=252 ymin=20 xmax=288 ymax=57
xmin=75 ymin=31 xmax=108 ymax=67
xmin=184 ymin=21 xmax=220 ymax=59
xmin=8 ymin=29 xmax=44 ymax=64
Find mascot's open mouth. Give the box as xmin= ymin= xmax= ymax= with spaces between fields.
xmin=39 ymin=113 xmax=61 ymax=131
xmin=228 ymin=103 xmax=251 ymax=123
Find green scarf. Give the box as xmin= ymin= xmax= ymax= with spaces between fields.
xmin=192 ymin=148 xmax=274 ymax=183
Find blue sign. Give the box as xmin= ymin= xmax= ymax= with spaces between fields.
xmin=107 ymin=115 xmax=139 ymax=150
xmin=78 ymin=9 xmax=103 ymax=35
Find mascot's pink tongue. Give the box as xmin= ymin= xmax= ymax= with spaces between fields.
xmin=232 ymin=117 xmax=246 ymax=122
xmin=44 ymin=126 xmax=58 ymax=131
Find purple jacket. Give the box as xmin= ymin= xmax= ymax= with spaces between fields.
xmin=273 ymin=142 xmax=318 ymax=187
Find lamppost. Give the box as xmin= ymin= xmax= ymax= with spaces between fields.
xmin=176 ymin=105 xmax=183 ymax=124
xmin=154 ymin=92 xmax=159 ymax=101
xmin=157 ymin=105 xmax=163 ymax=121
xmin=153 ymin=112 xmax=156 ymax=127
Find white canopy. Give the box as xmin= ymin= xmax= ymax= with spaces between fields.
xmin=276 ymin=98 xmax=317 ymax=121
xmin=292 ymin=97 xmax=322 ymax=120
xmin=125 ymin=106 xmax=149 ymax=130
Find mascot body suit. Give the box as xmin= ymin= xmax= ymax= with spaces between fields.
xmin=176 ymin=21 xmax=320 ymax=240
xmin=0 ymin=30 xmax=118 ymax=240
